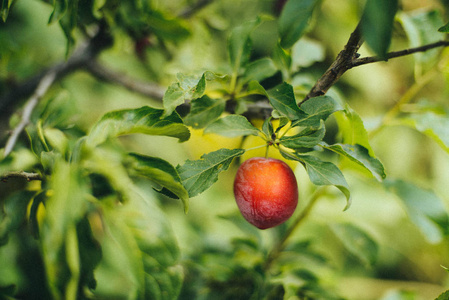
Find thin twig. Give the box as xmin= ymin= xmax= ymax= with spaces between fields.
xmin=0 ymin=171 xmax=43 ymax=182
xmin=352 ymin=40 xmax=449 ymax=67
xmin=3 ymin=70 xmax=57 ymax=157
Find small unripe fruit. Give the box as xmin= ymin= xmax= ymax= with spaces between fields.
xmin=233 ymin=157 xmax=298 ymax=229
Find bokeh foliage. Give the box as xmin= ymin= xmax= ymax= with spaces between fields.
xmin=1 ymin=0 xmax=449 ymax=299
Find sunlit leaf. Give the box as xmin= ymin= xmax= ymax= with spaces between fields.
xmin=44 ymin=128 xmax=68 ymax=154
xmin=331 ymin=223 xmax=378 ymax=267
xmin=323 ymin=143 xmax=386 ymax=181
xmin=177 ymin=148 xmax=245 ymax=197
xmin=204 ymin=115 xmax=260 ymax=138
xmin=184 ymin=96 xmax=225 ymax=129
xmin=278 ymin=0 xmax=320 ymax=49
xmin=401 ymin=111 xmax=449 ymax=153
xmin=334 ymin=106 xmax=374 ymax=155
xmin=127 ymin=153 xmax=189 ymax=212
xmin=385 ymin=179 xmax=449 ymax=244
xmin=163 ymin=73 xmax=206 ymax=116
xmin=86 ymin=106 xmax=190 ymax=147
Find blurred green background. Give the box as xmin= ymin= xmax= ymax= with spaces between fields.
xmin=1 ymin=0 xmax=449 ymax=299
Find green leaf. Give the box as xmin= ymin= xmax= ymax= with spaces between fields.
xmin=273 ymin=41 xmax=292 ymax=76
xmin=275 ymin=117 xmax=290 ymax=133
xmin=228 ymin=16 xmax=269 ymax=75
xmin=163 ymin=73 xmax=207 ymax=116
xmin=241 ymin=58 xmax=278 ymax=84
xmin=334 ymin=105 xmax=374 ymax=155
xmin=48 ymin=0 xmax=68 ymax=23
xmin=44 ymin=128 xmax=68 ymax=154
xmin=436 ymin=290 xmax=449 ymax=300
xmin=361 ymin=0 xmax=398 ymax=59
xmin=400 ymin=110 xmax=449 ymax=153
xmin=292 ymin=95 xmax=342 ymax=128
xmin=267 ymin=82 xmax=306 ymax=120
xmin=291 ymin=38 xmax=325 ymax=70
xmin=0 ymin=0 xmax=13 ymax=22
xmin=127 ymin=153 xmax=190 ymax=213
xmin=0 ymin=191 xmax=36 ymax=246
xmin=86 ymin=106 xmax=190 ymax=147
xmin=278 ymin=0 xmax=320 ymax=49
xmin=331 ymin=223 xmax=378 ymax=267
xmin=285 ymin=153 xmax=351 ymax=209
xmin=58 ymin=0 xmax=78 ymax=55
xmin=280 ymin=124 xmax=325 ymax=149
xmin=247 ymin=80 xmax=269 ymax=96
xmin=384 ymin=179 xmax=449 ymax=244
xmin=41 ymin=159 xmax=89 ymax=299
xmin=399 ymin=10 xmax=445 ymax=70
xmin=262 ymin=117 xmax=274 ymax=139
xmin=183 ymin=96 xmax=225 ymax=129
xmin=204 ymin=115 xmax=261 ymax=138
xmin=323 ymin=143 xmax=386 ymax=181
xmin=98 ymin=191 xmax=183 ymax=300
xmin=439 ymin=22 xmax=449 ymax=33
xmin=146 ymin=10 xmax=190 ymax=42
xmin=177 ymin=148 xmax=245 ymax=197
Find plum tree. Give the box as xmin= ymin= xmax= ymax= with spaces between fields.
xmin=2 ymin=0 xmax=449 ymax=299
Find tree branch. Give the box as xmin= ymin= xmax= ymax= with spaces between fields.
xmin=3 ymin=70 xmax=57 ymax=157
xmin=0 ymin=171 xmax=42 ymax=182
xmin=85 ymin=60 xmax=166 ymax=100
xmin=0 ymin=23 xmax=113 ymax=118
xmin=301 ymin=21 xmax=364 ymax=104
xmin=301 ymin=21 xmax=449 ymax=105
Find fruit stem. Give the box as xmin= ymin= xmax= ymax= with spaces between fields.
xmin=263 ymin=188 xmax=324 ymax=271
xmin=264 ymin=144 xmax=269 ymax=158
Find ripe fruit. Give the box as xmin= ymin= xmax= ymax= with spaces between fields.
xmin=233 ymin=157 xmax=298 ymax=229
